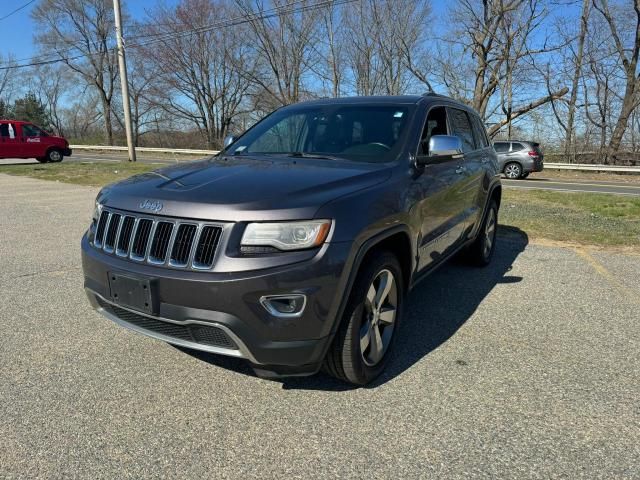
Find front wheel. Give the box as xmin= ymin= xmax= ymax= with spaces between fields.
xmin=46 ymin=149 xmax=63 ymax=163
xmin=324 ymin=251 xmax=404 ymax=385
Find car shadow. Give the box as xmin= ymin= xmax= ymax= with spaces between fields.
xmin=176 ymin=226 xmax=529 ymax=391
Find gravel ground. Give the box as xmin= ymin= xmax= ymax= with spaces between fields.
xmin=0 ymin=174 xmax=639 ymax=479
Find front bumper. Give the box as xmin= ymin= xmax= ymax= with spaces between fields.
xmin=82 ymin=234 xmax=353 ymax=375
xmin=63 ymin=148 xmax=72 ymax=157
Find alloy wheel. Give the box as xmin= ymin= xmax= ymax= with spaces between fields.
xmin=504 ymin=163 xmax=521 ymax=179
xmin=484 ymin=208 xmax=496 ymax=258
xmin=49 ymin=150 xmax=62 ymax=162
xmin=359 ymin=269 xmax=397 ymax=367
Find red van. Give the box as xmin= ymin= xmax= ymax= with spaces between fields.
xmin=0 ymin=120 xmax=72 ymax=163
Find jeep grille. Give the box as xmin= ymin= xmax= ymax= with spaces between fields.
xmin=93 ymin=209 xmax=224 ymax=270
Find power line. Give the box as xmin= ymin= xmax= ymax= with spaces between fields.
xmin=0 ymin=0 xmax=36 ymax=22
xmin=0 ymin=0 xmax=355 ymax=70
xmin=5 ymin=0 xmax=311 ymax=65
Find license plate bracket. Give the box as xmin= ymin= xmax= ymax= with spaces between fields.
xmin=108 ymin=273 xmax=156 ymax=314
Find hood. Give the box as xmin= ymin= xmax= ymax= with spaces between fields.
xmin=98 ymin=156 xmax=392 ymax=221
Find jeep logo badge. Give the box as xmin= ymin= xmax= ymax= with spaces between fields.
xmin=139 ymin=199 xmax=163 ymax=213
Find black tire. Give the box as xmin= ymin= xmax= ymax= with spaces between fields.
xmin=323 ymin=251 xmax=404 ymax=385
xmin=36 ymin=157 xmax=48 ymax=163
xmin=503 ymin=162 xmax=522 ymax=179
xmin=466 ymin=200 xmax=498 ymax=267
xmin=46 ymin=148 xmax=63 ymax=163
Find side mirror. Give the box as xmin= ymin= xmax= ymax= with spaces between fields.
xmin=416 ymin=135 xmax=464 ymax=166
xmin=223 ymin=135 xmax=237 ymax=148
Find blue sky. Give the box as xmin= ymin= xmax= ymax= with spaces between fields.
xmin=1 ymin=0 xmax=577 ymax=71
xmin=0 ymin=0 xmax=178 ymax=61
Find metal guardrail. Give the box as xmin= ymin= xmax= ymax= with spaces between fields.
xmin=71 ymin=145 xmax=640 ymax=172
xmin=542 ymin=163 xmax=640 ymax=173
xmin=70 ymin=145 xmax=218 ymax=155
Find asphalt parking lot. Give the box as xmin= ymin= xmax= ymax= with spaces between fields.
xmin=1 ymin=174 xmax=639 ymax=478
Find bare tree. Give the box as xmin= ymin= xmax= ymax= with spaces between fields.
xmin=315 ymin=0 xmax=345 ymax=97
xmin=566 ymin=0 xmax=591 ymax=158
xmin=236 ymin=0 xmax=321 ymax=107
xmin=0 ymin=55 xmax=16 ymax=104
xmin=142 ymin=0 xmax=255 ymax=148
xmin=62 ymin=92 xmax=104 ymax=141
xmin=32 ymin=0 xmax=119 ymax=145
xmin=592 ymin=0 xmax=640 ymax=162
xmin=446 ymin=0 xmax=568 ymax=136
xmin=28 ymin=64 xmax=73 ymax=136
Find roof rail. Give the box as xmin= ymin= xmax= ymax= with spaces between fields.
xmin=422 ymin=91 xmax=447 ymax=98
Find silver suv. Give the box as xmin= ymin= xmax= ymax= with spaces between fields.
xmin=493 ymin=141 xmax=544 ymax=179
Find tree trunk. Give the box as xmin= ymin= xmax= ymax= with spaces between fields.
xmin=565 ymin=0 xmax=590 ymax=162
xmin=607 ymin=83 xmax=637 ymax=164
xmin=100 ymin=95 xmax=114 ymax=146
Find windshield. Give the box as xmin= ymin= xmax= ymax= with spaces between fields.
xmin=226 ymin=104 xmax=413 ymax=163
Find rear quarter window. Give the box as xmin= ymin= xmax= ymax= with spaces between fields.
xmin=511 ymin=142 xmax=526 ymax=151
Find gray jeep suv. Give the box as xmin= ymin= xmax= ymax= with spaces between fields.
xmin=493 ymin=140 xmax=544 ymax=179
xmin=81 ymin=94 xmax=502 ymax=385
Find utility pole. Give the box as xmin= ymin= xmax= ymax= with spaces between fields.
xmin=113 ymin=0 xmax=136 ymax=162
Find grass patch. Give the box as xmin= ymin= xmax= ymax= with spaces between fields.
xmin=500 ymin=189 xmax=640 ymax=248
xmin=0 ymin=161 xmax=159 ymax=187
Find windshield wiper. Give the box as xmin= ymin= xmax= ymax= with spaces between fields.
xmin=287 ymin=152 xmax=342 ymax=161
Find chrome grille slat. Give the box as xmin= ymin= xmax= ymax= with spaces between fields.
xmin=193 ymin=226 xmax=223 ymax=269
xmin=149 ymin=221 xmax=174 ymax=264
xmin=170 ymin=224 xmax=197 ymax=267
xmin=131 ymin=219 xmax=153 ymax=261
xmin=95 ymin=210 xmax=109 ymax=248
xmin=91 ymin=208 xmax=224 ymax=271
xmin=144 ymin=221 xmax=159 ymax=261
xmin=101 ymin=213 xmax=112 ymax=251
xmin=116 ymin=216 xmax=135 ymax=257
xmin=103 ymin=213 xmax=121 ymax=253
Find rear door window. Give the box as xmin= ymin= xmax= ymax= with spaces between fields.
xmin=493 ymin=142 xmax=509 ymax=153
xmin=448 ymin=108 xmax=475 ymax=153
xmin=470 ymin=115 xmax=489 ymax=149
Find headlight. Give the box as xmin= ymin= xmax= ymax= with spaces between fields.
xmin=241 ymin=220 xmax=331 ymax=251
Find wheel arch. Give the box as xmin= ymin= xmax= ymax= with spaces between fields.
xmin=358 ymin=230 xmax=413 ymax=294
xmin=490 ymin=183 xmax=502 ymax=209
xmin=328 ymin=225 xmax=414 ymax=337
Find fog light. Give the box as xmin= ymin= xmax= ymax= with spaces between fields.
xmin=260 ymin=294 xmax=307 ymax=318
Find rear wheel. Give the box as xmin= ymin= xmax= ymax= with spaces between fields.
xmin=324 ymin=251 xmax=404 ymax=385
xmin=466 ymin=200 xmax=498 ymax=267
xmin=46 ymin=149 xmax=63 ymax=163
xmin=504 ymin=162 xmax=522 ymax=179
